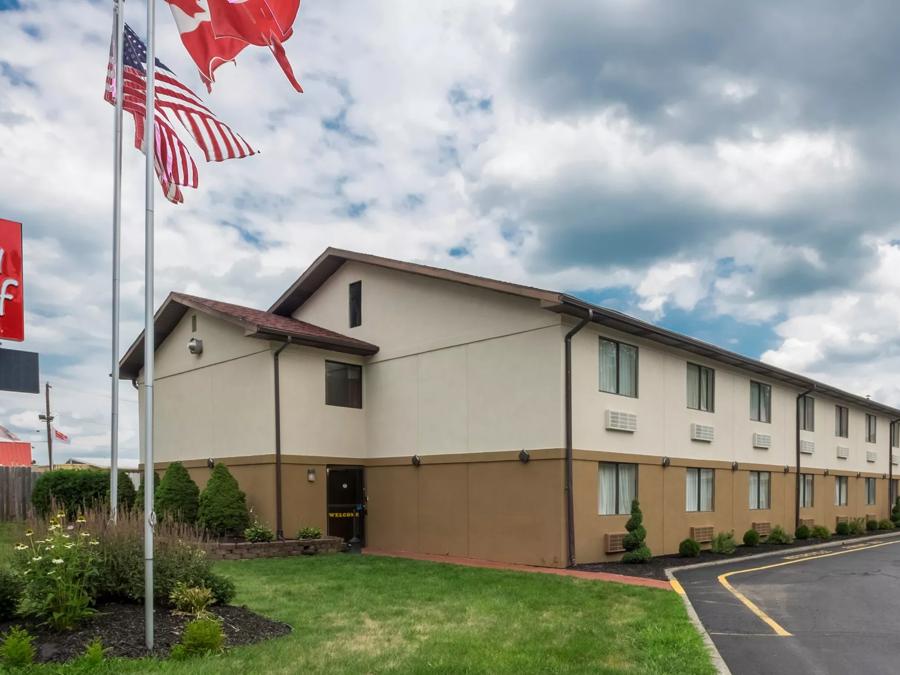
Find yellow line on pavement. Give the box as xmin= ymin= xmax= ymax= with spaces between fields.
xmin=717 ymin=539 xmax=900 ymax=638
xmin=669 ymin=576 xmax=686 ymax=595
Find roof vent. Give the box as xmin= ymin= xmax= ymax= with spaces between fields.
xmin=605 ymin=410 xmax=637 ymax=433
xmin=690 ymin=423 xmax=714 ymax=443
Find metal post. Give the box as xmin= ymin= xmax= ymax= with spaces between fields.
xmin=110 ymin=0 xmax=125 ymax=523
xmin=143 ymin=0 xmax=156 ymax=651
xmin=43 ymin=383 xmax=53 ymax=470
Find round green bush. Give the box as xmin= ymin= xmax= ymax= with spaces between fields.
xmin=878 ymin=519 xmax=895 ymax=530
xmin=244 ymin=523 xmax=275 ymax=543
xmin=156 ymin=462 xmax=200 ymax=524
xmin=766 ymin=525 xmax=792 ymax=545
xmin=742 ymin=528 xmax=760 ymax=547
xmin=811 ymin=525 xmax=831 ymax=540
xmin=795 ymin=524 xmax=810 ymax=540
xmin=0 ymin=569 xmax=22 ymax=621
xmin=867 ymin=519 xmax=879 ymax=531
xmin=835 ymin=521 xmax=850 ymax=536
xmin=170 ymin=617 xmax=224 ymax=659
xmin=678 ymin=538 xmax=700 ymax=557
xmin=297 ymin=526 xmax=322 ymax=540
xmin=198 ymin=464 xmax=249 ymax=538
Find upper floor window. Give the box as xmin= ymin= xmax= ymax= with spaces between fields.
xmin=800 ymin=395 xmax=815 ymax=432
xmin=750 ymin=381 xmax=771 ymax=423
xmin=325 ymin=361 xmax=362 ymax=408
xmin=893 ymin=422 xmax=900 ymax=448
xmin=349 ymin=281 xmax=362 ymax=328
xmin=686 ymin=467 xmax=714 ymax=512
xmin=835 ymin=405 xmax=849 ymax=438
xmin=687 ymin=363 xmax=715 ymax=412
xmin=866 ymin=414 xmax=877 ymax=444
xmin=599 ymin=338 xmax=638 ymax=398
xmin=749 ymin=470 xmax=771 ymax=510
xmin=598 ymin=462 xmax=637 ymax=515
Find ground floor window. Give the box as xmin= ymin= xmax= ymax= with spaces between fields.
xmin=749 ymin=471 xmax=770 ymax=510
xmin=599 ymin=462 xmax=637 ymax=515
xmin=800 ymin=473 xmax=814 ymax=508
xmin=686 ymin=467 xmax=714 ymax=512
xmin=835 ymin=475 xmax=849 ymax=506
xmin=866 ymin=477 xmax=877 ymax=506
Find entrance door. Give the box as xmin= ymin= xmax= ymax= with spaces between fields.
xmin=326 ymin=466 xmax=365 ymax=546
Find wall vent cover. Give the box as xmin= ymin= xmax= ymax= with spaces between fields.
xmin=799 ymin=440 xmax=815 ymax=455
xmin=605 ymin=410 xmax=637 ymax=433
xmin=752 ymin=521 xmax=772 ymax=537
xmin=835 ymin=515 xmax=849 ymax=526
xmin=690 ymin=423 xmax=715 ymax=443
xmin=799 ymin=518 xmax=815 ymax=528
xmin=893 ymin=455 xmax=899 ymax=466
xmin=866 ymin=450 xmax=878 ymax=464
xmin=753 ymin=433 xmax=772 ymax=450
xmin=690 ymin=526 xmax=715 ymax=543
xmin=605 ymin=532 xmax=628 ymax=553
xmin=836 ymin=445 xmax=850 ymax=460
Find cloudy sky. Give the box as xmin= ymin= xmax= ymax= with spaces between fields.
xmin=3 ymin=0 xmax=900 ymax=463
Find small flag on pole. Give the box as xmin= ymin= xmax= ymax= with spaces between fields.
xmin=53 ymin=428 xmax=70 ymax=444
xmin=0 ymin=424 xmax=20 ymax=441
xmin=105 ymin=23 xmax=256 ymax=203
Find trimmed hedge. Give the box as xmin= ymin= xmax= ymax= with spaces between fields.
xmin=795 ymin=524 xmax=810 ymax=540
xmin=31 ymin=469 xmax=135 ymax=517
xmin=155 ymin=462 xmax=200 ymax=524
xmin=678 ymin=538 xmax=700 ymax=557
xmin=742 ymin=528 xmax=760 ymax=547
xmin=621 ymin=500 xmax=651 ymax=563
xmin=835 ymin=521 xmax=850 ymax=536
xmin=198 ymin=464 xmax=249 ymax=538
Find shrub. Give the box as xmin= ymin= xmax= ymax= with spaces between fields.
xmin=811 ymin=525 xmax=831 ymax=540
xmin=835 ymin=521 xmax=850 ymax=536
xmin=867 ymin=519 xmax=879 ymax=531
xmin=156 ymin=463 xmax=200 ymax=524
xmin=198 ymin=464 xmax=249 ymax=537
xmin=678 ymin=538 xmax=700 ymax=557
xmin=879 ymin=519 xmax=895 ymax=530
xmin=297 ymin=526 xmax=322 ymax=540
xmin=74 ymin=638 xmax=108 ymax=669
xmin=711 ymin=531 xmax=736 ymax=555
xmin=0 ymin=627 xmax=35 ymax=669
xmin=795 ymin=524 xmax=810 ymax=540
xmin=170 ymin=583 xmax=214 ymax=618
xmin=742 ymin=528 xmax=760 ymax=547
xmin=170 ymin=617 xmax=225 ymax=660
xmin=0 ymin=568 xmax=23 ymax=621
xmin=893 ymin=496 xmax=900 ymax=525
xmin=621 ymin=500 xmax=651 ymax=563
xmin=136 ymin=471 xmax=160 ymax=509
xmin=13 ymin=513 xmax=99 ymax=630
xmin=848 ymin=518 xmax=865 ymax=536
xmin=766 ymin=525 xmax=793 ymax=545
xmin=244 ymin=522 xmax=275 ymax=543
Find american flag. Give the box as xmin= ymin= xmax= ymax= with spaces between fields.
xmin=105 ymin=24 xmax=255 ymax=203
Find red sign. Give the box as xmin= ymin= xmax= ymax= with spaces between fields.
xmin=0 ymin=219 xmax=23 ymax=342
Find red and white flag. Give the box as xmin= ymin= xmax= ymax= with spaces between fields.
xmin=0 ymin=424 xmax=20 ymax=441
xmin=53 ymin=428 xmax=71 ymax=444
xmin=166 ymin=0 xmax=303 ymax=92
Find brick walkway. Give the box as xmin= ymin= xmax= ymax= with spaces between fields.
xmin=362 ymin=548 xmax=673 ymax=591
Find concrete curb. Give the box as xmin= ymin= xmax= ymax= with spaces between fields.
xmin=666 ymin=568 xmax=732 ymax=675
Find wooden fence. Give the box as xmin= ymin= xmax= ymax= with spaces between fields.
xmin=0 ymin=467 xmax=36 ymax=521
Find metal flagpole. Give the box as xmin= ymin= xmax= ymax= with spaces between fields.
xmin=110 ymin=0 xmax=125 ymax=524
xmin=143 ymin=0 xmax=157 ymax=651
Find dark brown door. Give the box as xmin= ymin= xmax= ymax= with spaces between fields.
xmin=326 ymin=466 xmax=365 ymax=545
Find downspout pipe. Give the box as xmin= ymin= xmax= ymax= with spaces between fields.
xmin=565 ymin=310 xmax=593 ymax=568
xmin=889 ymin=419 xmax=900 ymax=513
xmin=795 ymin=387 xmax=813 ymax=532
xmin=273 ymin=337 xmax=292 ymax=540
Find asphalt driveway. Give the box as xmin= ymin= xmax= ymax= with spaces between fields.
xmin=673 ymin=534 xmax=900 ymax=675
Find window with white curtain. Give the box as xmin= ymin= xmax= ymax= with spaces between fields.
xmin=835 ymin=475 xmax=849 ymax=506
xmin=800 ymin=473 xmax=814 ymax=508
xmin=866 ymin=414 xmax=877 ymax=443
xmin=687 ymin=364 xmax=715 ymax=412
xmin=598 ymin=462 xmax=637 ymax=515
xmin=835 ymin=405 xmax=849 ymax=438
xmin=800 ymin=396 xmax=815 ymax=432
xmin=686 ymin=468 xmax=714 ymax=512
xmin=750 ymin=381 xmax=771 ymax=423
xmin=599 ymin=338 xmax=638 ymax=398
xmin=749 ymin=471 xmax=771 ymax=510
xmin=866 ymin=477 xmax=877 ymax=505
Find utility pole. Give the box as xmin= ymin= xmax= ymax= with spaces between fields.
xmin=39 ymin=382 xmax=53 ymax=470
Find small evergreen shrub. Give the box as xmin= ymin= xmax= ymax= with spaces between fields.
xmin=795 ymin=524 xmax=811 ymax=540
xmin=678 ymin=538 xmax=700 ymax=557
xmin=867 ymin=519 xmax=879 ymax=531
xmin=297 ymin=526 xmax=322 ymax=540
xmin=156 ymin=462 xmax=200 ymax=524
xmin=742 ymin=528 xmax=760 ymax=547
xmin=170 ymin=617 xmax=225 ymax=659
xmin=0 ymin=568 xmax=23 ymax=621
xmin=198 ymin=464 xmax=249 ymax=537
xmin=621 ymin=500 xmax=651 ymax=563
xmin=710 ymin=531 xmax=736 ymax=555
xmin=170 ymin=583 xmax=215 ymax=618
xmin=835 ymin=521 xmax=850 ymax=536
xmin=136 ymin=471 xmax=160 ymax=509
xmin=244 ymin=522 xmax=275 ymax=543
xmin=75 ymin=639 xmax=108 ymax=669
xmin=766 ymin=525 xmax=792 ymax=545
xmin=0 ymin=627 xmax=35 ymax=669
xmin=811 ymin=525 xmax=831 ymax=540
xmin=848 ymin=518 xmax=865 ymax=536
xmin=892 ymin=496 xmax=900 ymax=525
xmin=879 ymin=519 xmax=895 ymax=530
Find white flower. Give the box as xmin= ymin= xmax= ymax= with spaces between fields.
xmin=32 ymin=556 xmax=42 ymax=562
xmin=62 ymin=533 xmax=71 ymax=539
xmin=89 ymin=540 xmax=99 ymax=546
xmin=66 ymin=525 xmax=75 ymax=531
xmin=25 ymin=529 xmax=33 ymax=537
xmin=80 ymin=532 xmax=90 ymax=538
xmin=14 ymin=544 xmax=27 ymax=551
xmin=64 ymin=543 xmax=74 ymax=549
xmin=52 ymin=558 xmax=64 ymax=565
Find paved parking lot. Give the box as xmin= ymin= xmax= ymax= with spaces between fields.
xmin=673 ymin=535 xmax=900 ymax=675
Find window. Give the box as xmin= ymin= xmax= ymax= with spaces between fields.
xmin=800 ymin=395 xmax=815 ymax=432
xmin=687 ymin=363 xmax=715 ymax=412
xmin=893 ymin=423 xmax=899 ymax=448
xmin=749 ymin=471 xmax=771 ymax=510
xmin=685 ymin=468 xmax=715 ymax=512
xmin=835 ymin=475 xmax=849 ymax=506
xmin=866 ymin=414 xmax=877 ymax=443
xmin=598 ymin=462 xmax=637 ymax=515
xmin=325 ymin=361 xmax=362 ymax=408
xmin=191 ymin=314 xmax=197 ymax=332
xmin=348 ymin=281 xmax=362 ymax=328
xmin=599 ymin=339 xmax=638 ymax=398
xmin=835 ymin=405 xmax=849 ymax=438
xmin=750 ymin=381 xmax=771 ymax=423
xmin=866 ymin=477 xmax=877 ymax=506
xmin=800 ymin=473 xmax=814 ymax=508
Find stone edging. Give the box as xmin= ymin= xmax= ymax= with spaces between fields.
xmin=203 ymin=536 xmax=344 ymax=560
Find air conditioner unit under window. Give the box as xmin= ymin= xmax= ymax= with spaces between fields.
xmin=836 ymin=445 xmax=850 ymax=460
xmin=753 ymin=433 xmax=772 ymax=450
xmin=866 ymin=450 xmax=877 ymax=463
xmin=605 ymin=410 xmax=637 ymax=433
xmin=690 ymin=423 xmax=714 ymax=443
xmin=799 ymin=440 xmax=815 ymax=455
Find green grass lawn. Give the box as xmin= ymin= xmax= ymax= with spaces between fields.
xmin=10 ymin=552 xmax=713 ymax=675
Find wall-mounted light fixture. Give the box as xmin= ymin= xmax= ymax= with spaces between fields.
xmin=661 ymin=456 xmax=670 ymax=467
xmin=883 ymin=473 xmax=888 ymax=480
xmin=188 ymin=337 xmax=203 ymax=355
xmin=784 ymin=465 xmax=790 ymax=473
xmin=307 ymin=468 xmax=317 ymax=483
xmin=857 ymin=472 xmax=862 ymax=478
xmin=731 ymin=461 xmax=739 ymax=471
xmin=824 ymin=468 xmax=829 ymax=476
xmin=411 ymin=455 xmax=421 ymax=467
xmin=518 ymin=449 xmax=530 ymax=464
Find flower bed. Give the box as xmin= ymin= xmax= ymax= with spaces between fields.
xmin=203 ymin=536 xmax=344 ymax=560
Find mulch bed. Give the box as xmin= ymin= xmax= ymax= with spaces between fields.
xmin=0 ymin=603 xmax=291 ymax=663
xmin=576 ymin=531 xmax=896 ymax=580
